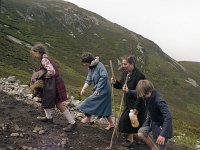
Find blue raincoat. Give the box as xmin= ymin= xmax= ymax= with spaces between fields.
xmin=78 ymin=60 xmax=112 ymax=117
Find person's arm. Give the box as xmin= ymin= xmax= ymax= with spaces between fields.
xmin=80 ymin=69 xmax=92 ymax=96
xmin=126 ymin=89 xmax=136 ymax=97
xmin=158 ymin=100 xmax=172 ymax=138
xmin=122 ymin=84 xmax=136 ymax=97
xmin=156 ymin=99 xmax=172 ymax=145
xmin=31 ymin=70 xmax=46 ymax=83
xmin=41 ymin=58 xmax=55 ymax=77
xmin=122 ymin=85 xmax=139 ymax=114
xmin=80 ymin=83 xmax=89 ymax=96
xmin=113 ymin=72 xmax=127 ymax=89
xmin=94 ymin=64 xmax=108 ymax=95
xmin=113 ymin=80 xmax=122 ymax=89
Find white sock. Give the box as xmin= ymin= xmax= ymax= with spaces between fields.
xmin=44 ymin=109 xmax=52 ymax=119
xmin=63 ymin=109 xmax=75 ymax=124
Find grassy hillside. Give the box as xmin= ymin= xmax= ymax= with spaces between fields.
xmin=179 ymin=61 xmax=200 ymax=83
xmin=0 ymin=0 xmax=200 ymax=147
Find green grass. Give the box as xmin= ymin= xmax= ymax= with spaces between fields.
xmin=173 ymin=119 xmax=200 ymax=148
xmin=187 ymin=104 xmax=200 ymax=115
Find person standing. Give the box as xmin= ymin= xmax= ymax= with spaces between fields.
xmin=136 ymin=80 xmax=173 ymax=150
xmin=111 ymin=55 xmax=146 ymax=147
xmin=30 ymin=43 xmax=76 ymax=132
xmin=78 ymin=52 xmax=115 ymax=130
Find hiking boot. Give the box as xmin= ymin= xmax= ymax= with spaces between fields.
xmin=37 ymin=116 xmax=53 ymax=123
xmin=121 ymin=139 xmax=134 ymax=148
xmin=63 ymin=122 xmax=77 ymax=132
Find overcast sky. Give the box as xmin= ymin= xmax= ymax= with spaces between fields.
xmin=64 ymin=0 xmax=200 ymax=62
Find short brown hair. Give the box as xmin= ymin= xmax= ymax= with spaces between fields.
xmin=136 ymin=80 xmax=154 ymax=98
xmin=121 ymin=55 xmax=136 ymax=65
xmin=81 ymin=52 xmax=95 ymax=63
xmin=31 ymin=43 xmax=46 ymax=55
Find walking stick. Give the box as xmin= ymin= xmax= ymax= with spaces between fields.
xmin=109 ymin=60 xmax=116 ymax=124
xmin=108 ymin=73 xmax=129 ymax=149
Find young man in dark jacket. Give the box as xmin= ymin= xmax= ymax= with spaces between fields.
xmin=136 ymin=80 xmax=173 ymax=150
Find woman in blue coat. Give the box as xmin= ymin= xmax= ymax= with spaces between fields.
xmin=78 ymin=52 xmax=115 ymax=130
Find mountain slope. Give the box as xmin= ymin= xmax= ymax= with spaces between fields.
xmin=0 ymin=0 xmax=200 ymax=147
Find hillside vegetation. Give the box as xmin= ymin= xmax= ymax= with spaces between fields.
xmin=0 ymin=0 xmax=200 ymax=148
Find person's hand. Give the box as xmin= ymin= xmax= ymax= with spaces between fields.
xmin=31 ymin=71 xmax=39 ymax=83
xmin=37 ymin=70 xmax=46 ymax=78
xmin=80 ymin=88 xmax=85 ymax=96
xmin=80 ymin=83 xmax=89 ymax=96
xmin=156 ymin=135 xmax=165 ymax=145
xmin=133 ymin=109 xmax=138 ymax=115
xmin=93 ymin=91 xmax=99 ymax=96
xmin=110 ymin=77 xmax=116 ymax=84
xmin=122 ymin=84 xmax=129 ymax=93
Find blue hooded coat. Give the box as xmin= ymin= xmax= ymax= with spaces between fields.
xmin=78 ymin=58 xmax=112 ymax=117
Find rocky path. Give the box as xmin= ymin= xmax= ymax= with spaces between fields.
xmin=0 ymin=76 xmax=193 ymax=150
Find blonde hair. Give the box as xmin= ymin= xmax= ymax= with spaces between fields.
xmin=136 ymin=80 xmax=154 ymax=98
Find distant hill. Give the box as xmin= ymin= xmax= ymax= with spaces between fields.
xmin=0 ymin=0 xmax=199 ymax=147
xmin=179 ymin=61 xmax=200 ymax=83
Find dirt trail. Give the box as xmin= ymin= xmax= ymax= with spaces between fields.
xmin=0 ymin=92 xmax=192 ymax=150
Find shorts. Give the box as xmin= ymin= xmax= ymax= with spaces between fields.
xmin=138 ymin=125 xmax=169 ymax=150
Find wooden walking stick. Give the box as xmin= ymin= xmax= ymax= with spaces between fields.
xmin=109 ymin=60 xmax=116 ymax=124
xmin=108 ymin=73 xmax=129 ymax=149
